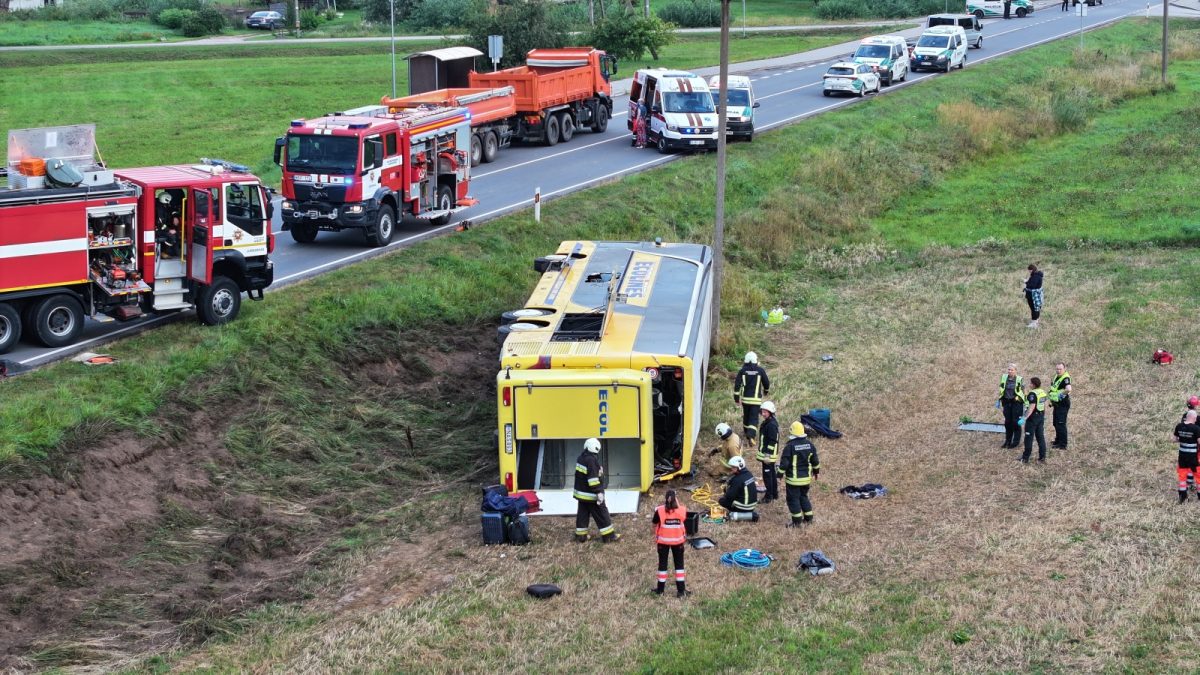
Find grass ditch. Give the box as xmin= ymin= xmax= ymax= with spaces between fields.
xmin=1 ymin=16 xmax=1199 ymax=670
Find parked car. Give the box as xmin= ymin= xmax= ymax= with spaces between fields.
xmin=245 ymin=10 xmax=284 ymax=29
xmin=707 ymin=74 xmax=759 ymax=141
xmin=910 ymin=26 xmax=968 ymax=72
xmin=822 ymin=62 xmax=881 ymax=97
xmin=927 ymin=13 xmax=984 ymax=49
xmin=851 ymin=35 xmax=910 ymax=86
xmin=966 ymin=0 xmax=1034 ymax=18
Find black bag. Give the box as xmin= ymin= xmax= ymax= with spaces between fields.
xmin=526 ymin=583 xmax=562 ymax=599
xmin=505 ymin=514 xmax=530 ymax=545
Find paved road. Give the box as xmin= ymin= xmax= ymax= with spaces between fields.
xmin=4 ymin=0 xmax=1163 ymax=369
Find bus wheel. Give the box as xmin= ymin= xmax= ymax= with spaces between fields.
xmin=470 ymin=134 xmax=482 ymax=167
xmin=198 ymin=276 xmax=241 ymax=326
xmin=0 ymin=302 xmax=21 ymax=354
xmin=31 ymin=294 xmax=83 ymax=348
xmin=482 ymin=131 xmax=500 ymax=163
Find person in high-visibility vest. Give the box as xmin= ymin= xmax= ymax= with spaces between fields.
xmin=998 ymin=364 xmax=1026 ymax=449
xmin=779 ymin=421 xmax=820 ymax=526
xmin=733 ymin=351 xmax=770 ymax=448
xmin=756 ymin=401 xmax=780 ymax=504
xmin=651 ymin=489 xmax=690 ymax=597
xmin=1049 ymin=363 xmax=1073 ymax=449
xmin=1021 ymin=377 xmax=1049 ymax=463
xmin=573 ymin=438 xmax=620 ymax=543
xmin=1173 ymin=411 xmax=1200 ymax=503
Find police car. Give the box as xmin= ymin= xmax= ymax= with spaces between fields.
xmin=910 ymin=26 xmax=968 ymax=73
xmin=966 ymin=0 xmax=1035 ymax=18
xmin=821 ymin=62 xmax=881 ymax=98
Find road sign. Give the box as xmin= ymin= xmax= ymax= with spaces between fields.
xmin=488 ymin=35 xmax=503 ymax=72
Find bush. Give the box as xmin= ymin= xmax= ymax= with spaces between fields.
xmin=361 ymin=0 xmax=420 ymax=24
xmin=465 ymin=0 xmax=570 ymax=69
xmin=407 ymin=0 xmax=482 ymax=31
xmin=657 ymin=0 xmax=719 ymax=28
xmin=815 ymin=0 xmax=944 ymax=20
xmin=299 ymin=8 xmax=322 ymax=30
xmin=177 ymin=5 xmax=225 ymax=35
xmin=149 ymin=0 xmax=202 ymax=24
xmin=156 ymin=7 xmax=193 ymax=28
xmin=587 ymin=12 xmax=673 ymax=61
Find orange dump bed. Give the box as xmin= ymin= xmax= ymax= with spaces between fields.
xmin=467 ymin=48 xmax=608 ymax=114
xmin=382 ymin=87 xmax=517 ymax=127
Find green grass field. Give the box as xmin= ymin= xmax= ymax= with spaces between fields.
xmin=3 ymin=17 xmax=1200 ymax=673
xmin=0 ymin=29 xmax=877 ymax=186
xmin=0 ymin=18 xmax=174 ymax=46
xmin=649 ymin=0 xmax=825 ymax=26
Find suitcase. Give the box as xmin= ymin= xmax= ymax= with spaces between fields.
xmin=511 ymin=490 xmax=540 ymax=514
xmin=505 ymin=514 xmax=530 ymax=545
xmin=481 ymin=512 xmax=506 ymax=545
xmin=685 ymin=511 xmax=700 ymax=536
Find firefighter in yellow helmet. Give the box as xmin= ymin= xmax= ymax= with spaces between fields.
xmin=778 ymin=421 xmax=820 ymax=527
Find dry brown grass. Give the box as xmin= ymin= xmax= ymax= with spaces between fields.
xmin=167 ymin=247 xmax=1200 ymax=672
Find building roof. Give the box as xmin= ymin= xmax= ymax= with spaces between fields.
xmin=406 ymin=46 xmax=483 ymax=62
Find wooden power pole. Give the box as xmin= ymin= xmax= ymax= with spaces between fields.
xmin=711 ymin=0 xmax=731 ymax=347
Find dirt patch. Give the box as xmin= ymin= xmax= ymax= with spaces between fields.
xmin=0 ymin=323 xmax=500 ymax=671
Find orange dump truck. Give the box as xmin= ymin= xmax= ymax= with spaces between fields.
xmin=383 ymin=47 xmax=618 ymax=166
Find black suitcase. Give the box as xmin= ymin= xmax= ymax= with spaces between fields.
xmin=505 ymin=514 xmax=530 ymax=545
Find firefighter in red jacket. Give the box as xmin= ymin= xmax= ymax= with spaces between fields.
xmin=651 ymin=489 xmax=689 ymax=597
xmin=574 ymin=438 xmax=619 ymax=543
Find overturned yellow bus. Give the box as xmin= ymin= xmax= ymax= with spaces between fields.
xmin=496 ymin=240 xmax=714 ymax=512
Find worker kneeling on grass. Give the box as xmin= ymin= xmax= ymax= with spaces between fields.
xmin=573 ymin=438 xmax=620 ymax=543
xmin=779 ymin=421 xmax=820 ymax=527
xmin=718 ymin=456 xmax=759 ymax=521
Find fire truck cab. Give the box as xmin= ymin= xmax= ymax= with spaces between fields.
xmin=0 ymin=125 xmax=274 ymax=354
xmin=275 ymin=104 xmax=475 ymax=247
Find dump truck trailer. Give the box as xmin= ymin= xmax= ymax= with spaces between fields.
xmin=495 ymin=240 xmax=714 ymax=514
xmin=387 ymin=47 xmax=617 ymax=167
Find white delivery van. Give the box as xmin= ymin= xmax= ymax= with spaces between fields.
xmin=927 ymin=13 xmax=984 ymax=49
xmin=851 ymin=35 xmax=910 ymax=86
xmin=707 ymin=74 xmax=759 ymax=141
xmin=629 ymin=69 xmax=719 ymax=154
xmin=910 ymin=25 xmax=968 ymax=73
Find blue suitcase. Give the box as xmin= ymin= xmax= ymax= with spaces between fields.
xmin=481 ymin=512 xmax=506 ymax=545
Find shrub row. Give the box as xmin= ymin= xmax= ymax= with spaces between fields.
xmin=815 ymin=0 xmax=946 ymax=20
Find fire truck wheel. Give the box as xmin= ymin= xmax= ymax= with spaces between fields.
xmin=470 ymin=134 xmax=483 ymax=167
xmin=592 ymin=105 xmax=609 ymax=133
xmin=198 ymin=276 xmax=241 ymax=326
xmin=366 ymin=205 xmax=396 ymax=247
xmin=482 ymin=132 xmax=500 ymax=163
xmin=31 ymin=294 xmax=83 ymax=348
xmin=431 ymin=185 xmax=455 ymax=226
xmin=559 ymin=113 xmax=575 ymax=143
xmin=545 ymin=115 xmax=561 ymax=146
xmin=290 ymin=222 xmax=318 ymax=244
xmin=0 ymin=303 xmax=21 ymax=354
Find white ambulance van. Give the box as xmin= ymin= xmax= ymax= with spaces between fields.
xmin=628 ymin=69 xmax=719 ymax=154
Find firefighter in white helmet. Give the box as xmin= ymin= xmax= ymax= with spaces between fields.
xmin=756 ymin=401 xmax=780 ymax=504
xmin=718 ymin=455 xmax=759 ymax=521
xmin=734 ymin=351 xmax=771 ymax=450
xmin=573 ymin=438 xmax=619 ymax=543
xmin=709 ymin=422 xmax=743 ymax=469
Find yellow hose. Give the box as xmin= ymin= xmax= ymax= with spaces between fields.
xmin=691 ymin=483 xmax=726 ymax=522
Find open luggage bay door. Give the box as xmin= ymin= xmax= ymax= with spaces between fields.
xmin=498 ymin=368 xmax=651 ymax=515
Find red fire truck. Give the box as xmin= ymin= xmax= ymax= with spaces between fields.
xmin=0 ymin=125 xmax=274 ymax=354
xmin=274 ymin=103 xmax=476 ymax=247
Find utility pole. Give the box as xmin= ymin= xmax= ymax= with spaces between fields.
xmin=389 ymin=0 xmax=397 ymax=98
xmin=1161 ymin=0 xmax=1169 ymax=83
xmin=711 ymin=0 xmax=730 ymax=347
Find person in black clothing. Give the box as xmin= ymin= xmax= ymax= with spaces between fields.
xmin=1061 ymin=0 xmax=1069 ymax=11
xmin=755 ymin=401 xmax=780 ymax=504
xmin=1049 ymin=363 xmax=1073 ymax=449
xmin=1173 ymin=411 xmax=1200 ymax=503
xmin=733 ymin=351 xmax=770 ymax=449
xmin=717 ymin=456 xmax=759 ymax=520
xmin=1021 ymin=377 xmax=1048 ymax=463
xmin=998 ymin=364 xmax=1026 ymax=449
xmin=1024 ymin=263 xmax=1043 ymax=328
xmin=1003 ymin=0 xmax=1012 ymax=18
xmin=779 ymin=421 xmax=820 ymax=526
xmin=573 ymin=438 xmax=620 ymax=542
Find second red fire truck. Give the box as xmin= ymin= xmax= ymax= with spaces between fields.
xmin=274 ymin=103 xmax=476 ymax=247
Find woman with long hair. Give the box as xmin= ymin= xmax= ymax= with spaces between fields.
xmin=1024 ymin=263 xmax=1044 ymax=328
xmin=652 ymin=489 xmax=689 ymax=597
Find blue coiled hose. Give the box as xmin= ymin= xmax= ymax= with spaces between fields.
xmin=720 ymin=548 xmax=771 ymax=569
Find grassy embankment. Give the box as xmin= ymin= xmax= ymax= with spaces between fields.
xmin=0 ymin=19 xmax=173 ymax=46
xmin=0 ymin=28 xmax=879 ymax=186
xmin=649 ymin=0 xmax=825 ymax=26
xmin=3 ymin=17 xmax=1200 ymax=672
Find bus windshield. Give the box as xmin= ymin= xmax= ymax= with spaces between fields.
xmin=285 ymin=134 xmax=359 ymax=175
xmin=663 ymin=92 xmax=715 ymax=114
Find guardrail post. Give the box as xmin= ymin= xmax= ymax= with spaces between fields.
xmin=534 ymin=187 xmax=541 ymax=223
